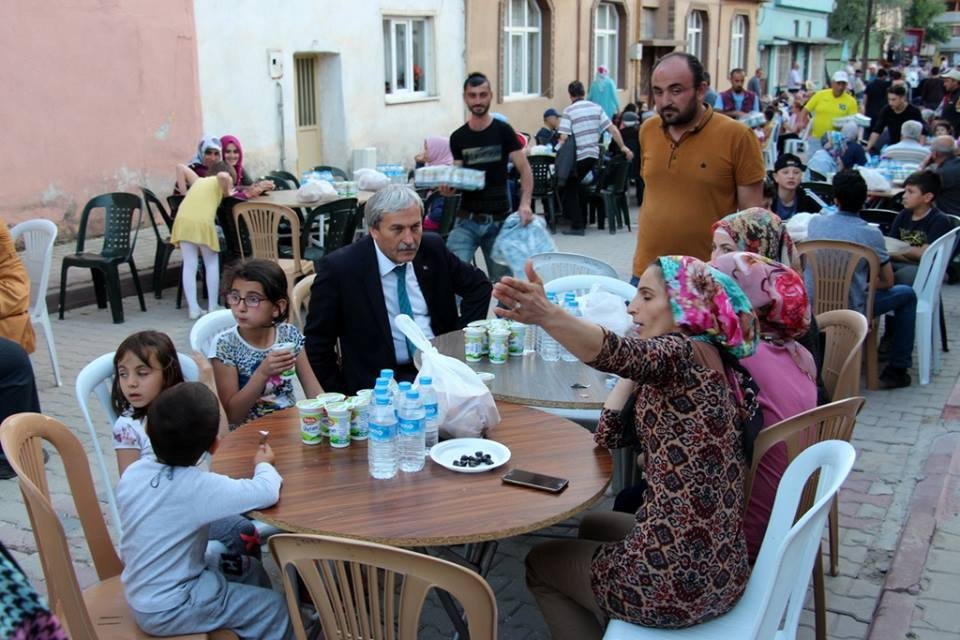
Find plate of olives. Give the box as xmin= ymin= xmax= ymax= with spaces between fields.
xmin=429 ymin=437 xmax=511 ymax=473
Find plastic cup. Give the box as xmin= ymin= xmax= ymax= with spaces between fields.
xmin=272 ymin=342 xmax=297 ymax=379
xmin=508 ymin=322 xmax=526 ymax=356
xmin=349 ymin=395 xmax=371 ymax=440
xmin=296 ymin=399 xmax=324 ymax=445
xmin=488 ymin=328 xmax=510 ymax=364
xmin=467 ymin=320 xmax=489 ymax=355
xmin=464 ymin=327 xmax=484 ymax=362
xmin=315 ymin=392 xmax=346 ymax=437
xmin=326 ymin=401 xmax=351 ymax=448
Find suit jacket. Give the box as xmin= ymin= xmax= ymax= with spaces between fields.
xmin=304 ymin=233 xmax=492 ymax=394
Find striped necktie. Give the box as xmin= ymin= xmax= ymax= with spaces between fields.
xmin=394 ymin=264 xmax=416 ymax=360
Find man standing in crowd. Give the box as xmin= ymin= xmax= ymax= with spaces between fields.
xmin=444 ymin=72 xmax=533 ymax=281
xmin=788 ymin=61 xmax=803 ymax=93
xmin=865 ymin=85 xmax=926 ymax=154
xmin=939 ymin=68 xmax=960 ymax=134
xmin=714 ymin=68 xmax=760 ymax=118
xmin=925 ymin=136 xmax=960 ymax=216
xmin=556 ymin=80 xmax=634 ymax=236
xmin=630 ymin=52 xmax=765 ymax=282
xmin=703 ymin=71 xmax=719 ymax=110
xmin=802 ymin=71 xmax=858 ymax=147
xmin=863 ymin=68 xmax=891 ymax=124
xmin=919 ymin=66 xmax=945 ymax=110
xmin=747 ymin=67 xmax=763 ymax=97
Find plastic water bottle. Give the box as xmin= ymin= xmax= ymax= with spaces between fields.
xmin=561 ymin=298 xmax=581 ymax=362
xmin=395 ymin=381 xmax=412 ymax=418
xmin=419 ymin=376 xmax=439 ymax=452
xmin=380 ymin=369 xmax=399 ymax=396
xmin=398 ymin=390 xmax=425 ymax=472
xmin=368 ymin=391 xmax=398 ymax=479
xmin=539 ymin=294 xmax=561 ymax=362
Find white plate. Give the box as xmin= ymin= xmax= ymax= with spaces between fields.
xmin=430 ymin=437 xmax=511 ymax=473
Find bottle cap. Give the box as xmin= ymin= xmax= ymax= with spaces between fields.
xmin=406 ymin=390 xmax=419 ymax=399
xmin=420 ymin=376 xmax=432 ymax=385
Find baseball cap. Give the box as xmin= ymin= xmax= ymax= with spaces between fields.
xmin=942 ymin=68 xmax=960 ymax=81
xmin=621 ymin=112 xmax=640 ymax=126
xmin=774 ymin=153 xmax=806 ymax=172
xmin=543 ymin=108 xmax=560 ymax=119
xmin=832 ymin=70 xmax=850 ymax=84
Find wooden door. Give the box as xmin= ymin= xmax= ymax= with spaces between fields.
xmin=295 ymin=55 xmax=322 ymax=177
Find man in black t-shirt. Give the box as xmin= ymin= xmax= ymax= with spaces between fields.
xmin=866 ymin=84 xmax=927 ymax=153
xmin=863 ymin=69 xmax=890 ymax=123
xmin=445 ymin=72 xmax=533 ymax=281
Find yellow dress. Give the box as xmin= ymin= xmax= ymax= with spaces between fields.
xmin=170 ymin=176 xmax=222 ymax=251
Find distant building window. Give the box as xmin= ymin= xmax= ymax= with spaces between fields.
xmin=731 ymin=15 xmax=747 ymax=71
xmin=504 ymin=0 xmax=542 ymax=96
xmin=807 ymin=21 xmax=812 ymax=37
xmin=642 ymin=8 xmax=656 ymax=40
xmin=953 ymin=25 xmax=960 ymax=37
xmin=383 ymin=17 xmax=434 ymax=96
xmin=687 ymin=11 xmax=706 ymax=64
xmin=793 ymin=20 xmax=800 ymax=37
xmin=595 ymin=2 xmax=621 ymax=86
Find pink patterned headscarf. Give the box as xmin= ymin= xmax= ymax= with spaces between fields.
xmin=219 ymin=134 xmax=245 ymax=184
xmin=656 ymin=256 xmax=758 ymax=359
xmin=712 ymin=208 xmax=799 ymax=270
xmin=424 ymin=136 xmax=454 ymax=166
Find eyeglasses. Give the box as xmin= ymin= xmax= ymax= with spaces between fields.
xmin=226 ymin=292 xmax=266 ymax=308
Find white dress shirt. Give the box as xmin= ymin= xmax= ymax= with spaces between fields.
xmin=373 ymin=242 xmax=434 ymax=364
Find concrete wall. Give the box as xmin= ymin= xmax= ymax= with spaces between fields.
xmin=465 ymin=0 xmax=638 ymax=138
xmin=0 ymin=1 xmax=202 ymax=232
xmin=194 ymin=0 xmax=466 ymax=179
xmin=671 ymin=0 xmax=760 ymax=93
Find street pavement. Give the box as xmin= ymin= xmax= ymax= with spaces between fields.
xmin=4 ymin=208 xmax=960 ymax=639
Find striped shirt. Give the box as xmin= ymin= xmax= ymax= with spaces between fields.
xmin=559 ymin=99 xmax=611 ymax=161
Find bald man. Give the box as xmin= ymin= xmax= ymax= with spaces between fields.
xmin=926 ymin=135 xmax=960 ymax=216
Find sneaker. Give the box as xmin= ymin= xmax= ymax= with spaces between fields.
xmin=188 ymin=308 xmax=206 ymax=320
xmin=561 ymin=228 xmax=586 ymax=236
xmin=879 ymin=366 xmax=911 ymax=389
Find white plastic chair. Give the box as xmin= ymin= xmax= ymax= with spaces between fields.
xmin=544 ymin=274 xmax=637 ymax=301
xmin=75 ymin=351 xmax=199 ymax=535
xmin=912 ymin=226 xmax=960 ymax=385
xmin=763 ymin=117 xmax=781 ymax=171
xmin=11 ymin=219 xmax=62 ymax=386
xmin=602 ymin=440 xmax=856 ymax=640
xmin=189 ymin=308 xmax=236 ymax=358
xmin=530 ymin=252 xmax=618 ymax=282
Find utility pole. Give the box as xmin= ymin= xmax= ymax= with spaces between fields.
xmin=862 ymin=0 xmax=875 ymax=70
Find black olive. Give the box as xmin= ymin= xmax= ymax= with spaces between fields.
xmin=475 ymin=451 xmax=484 ymax=457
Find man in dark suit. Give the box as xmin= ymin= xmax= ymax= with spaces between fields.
xmin=305 ymin=185 xmax=492 ymax=394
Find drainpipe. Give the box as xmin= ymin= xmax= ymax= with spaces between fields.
xmin=577 ymin=0 xmax=582 ymax=80
xmin=276 ymin=81 xmax=286 ymax=171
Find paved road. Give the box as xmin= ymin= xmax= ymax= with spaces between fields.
xmin=6 ymin=208 xmax=960 ymax=639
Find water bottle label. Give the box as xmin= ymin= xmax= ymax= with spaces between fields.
xmin=424 ymin=402 xmax=438 ymax=419
xmin=399 ymin=417 xmax=422 ymax=436
xmin=369 ymin=422 xmax=395 ymax=441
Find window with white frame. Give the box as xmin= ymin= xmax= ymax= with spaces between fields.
xmin=383 ymin=16 xmax=434 ymax=96
xmin=731 ymin=15 xmax=747 ymax=71
xmin=595 ymin=2 xmax=620 ymax=86
xmin=504 ymin=0 xmax=542 ymax=96
xmin=686 ymin=11 xmax=705 ymax=63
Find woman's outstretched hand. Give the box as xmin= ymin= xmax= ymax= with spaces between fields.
xmin=492 ymin=260 xmax=552 ymax=325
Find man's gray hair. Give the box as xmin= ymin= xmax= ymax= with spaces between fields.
xmin=364 ymin=184 xmax=424 ymax=228
xmin=931 ymin=136 xmax=957 ymax=155
xmin=901 ymin=119 xmax=923 ymax=141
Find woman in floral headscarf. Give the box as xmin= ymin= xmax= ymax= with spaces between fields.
xmin=492 ymin=257 xmax=760 ymax=638
xmin=711 ymin=251 xmax=818 ymax=562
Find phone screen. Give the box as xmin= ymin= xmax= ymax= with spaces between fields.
xmin=502 ymin=469 xmax=569 ymax=492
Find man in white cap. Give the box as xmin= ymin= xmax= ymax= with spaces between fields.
xmin=800 ymin=70 xmax=859 ymax=146
xmin=938 ymin=68 xmax=960 ymax=133
xmin=865 ymin=84 xmax=927 ymax=154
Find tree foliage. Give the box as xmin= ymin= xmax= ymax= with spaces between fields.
xmin=905 ymin=0 xmax=949 ymax=43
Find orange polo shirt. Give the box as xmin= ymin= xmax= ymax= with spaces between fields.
xmin=631 ymin=106 xmax=765 ymax=276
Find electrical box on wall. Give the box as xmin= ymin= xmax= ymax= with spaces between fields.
xmin=629 ymin=43 xmax=643 ymax=61
xmin=268 ymin=49 xmax=283 ymax=79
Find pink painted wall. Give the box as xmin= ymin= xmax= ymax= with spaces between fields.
xmin=0 ymin=1 xmax=202 ymax=237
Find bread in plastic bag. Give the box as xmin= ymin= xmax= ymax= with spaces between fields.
xmin=579 ymin=286 xmax=633 ymax=336
xmin=353 ymin=168 xmax=391 ymax=192
xmin=297 ymin=180 xmax=337 ymax=203
xmin=490 ymin=213 xmax=557 ymax=279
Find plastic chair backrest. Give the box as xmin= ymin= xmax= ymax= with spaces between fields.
xmin=166 ymin=194 xmax=185 ymax=218
xmin=140 ymin=187 xmax=174 ymax=233
xmin=800 ymin=181 xmax=833 ymax=203
xmin=269 ymin=533 xmax=498 ymax=640
xmin=0 ymin=413 xmax=123 ymax=638
xmin=263 ymin=175 xmax=292 ymax=191
xmin=268 ymin=170 xmax=300 ymax=188
xmin=304 ymin=198 xmax=359 ymax=254
xmin=312 ymin=165 xmax=349 ymax=180
xmin=797 ymin=239 xmax=880 ymax=320
xmin=75 ymin=192 xmax=143 ymax=259
xmin=437 ymin=193 xmax=461 ymax=239
xmin=529 ymin=156 xmax=556 ymax=196
xmin=233 ymin=202 xmax=305 ymax=264
xmin=11 ymin=219 xmax=57 ymax=313
xmin=598 ymin=156 xmax=629 ymax=192
xmin=190 ymin=309 xmax=237 ymax=357
xmin=913 ymin=226 xmax=960 ymax=305
xmin=529 ymin=252 xmax=618 ymax=282
xmin=544 ymin=274 xmax=637 ymax=302
xmin=743 ymin=440 xmax=856 ymax=639
xmin=882 ymin=146 xmax=931 ymax=165
xmin=858 ymin=208 xmax=898 ymax=235
xmin=817 ymin=309 xmax=868 ymax=402
xmin=291 ymin=274 xmax=316 ymax=330
xmin=75 ymin=351 xmax=200 ymax=534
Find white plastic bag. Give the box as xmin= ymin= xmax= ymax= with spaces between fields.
xmin=353 ymin=168 xmax=391 ymax=192
xmin=396 ymin=315 xmax=501 ymax=438
xmin=297 ymin=180 xmax=337 ymax=203
xmin=490 ymin=213 xmax=557 ymax=279
xmin=856 ymin=167 xmax=891 ymax=193
xmin=579 ymin=287 xmax=633 ymax=336
xmin=784 ymin=212 xmax=818 ymax=243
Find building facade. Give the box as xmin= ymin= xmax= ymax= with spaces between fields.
xmin=936 ymin=1 xmax=960 ymax=66
xmin=756 ymin=0 xmax=838 ymax=95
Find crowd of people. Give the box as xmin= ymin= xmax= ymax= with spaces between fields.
xmin=5 ymin=51 xmax=960 ymax=639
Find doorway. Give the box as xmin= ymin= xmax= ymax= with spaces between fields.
xmin=294 ymin=54 xmax=322 ymax=177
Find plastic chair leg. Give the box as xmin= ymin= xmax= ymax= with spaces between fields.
xmin=865 ymin=325 xmax=879 ymax=390
xmin=813 ymin=547 xmax=827 ymax=640
xmin=91 ymin=269 xmax=108 ymax=309
xmin=917 ymin=306 xmax=932 ymax=385
xmin=829 ymin=496 xmax=839 ymax=576
xmin=103 ymin=265 xmax=125 ymax=324
xmin=939 ymin=299 xmax=948 ymax=353
xmin=128 ymin=260 xmax=147 ymax=312
xmin=58 ymin=264 xmax=69 ymax=319
xmin=38 ymin=311 xmax=62 ymax=387
xmin=604 ymin=195 xmax=617 ymax=235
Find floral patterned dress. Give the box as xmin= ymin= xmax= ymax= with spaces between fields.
xmin=588 ymin=330 xmax=749 ymax=628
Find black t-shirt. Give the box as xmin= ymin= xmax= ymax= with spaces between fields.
xmin=889 ymin=206 xmax=953 ymax=248
xmin=864 ymin=79 xmax=890 ymax=120
xmin=871 ymin=104 xmax=927 ymax=144
xmin=450 ymin=119 xmax=522 ymax=214
xmin=942 ymin=89 xmax=960 ymax=133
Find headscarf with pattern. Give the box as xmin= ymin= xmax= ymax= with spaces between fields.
xmin=656 ymin=256 xmax=758 ymax=359
xmin=189 ymin=135 xmax=221 ymax=166
xmin=712 ymin=208 xmax=799 ymax=270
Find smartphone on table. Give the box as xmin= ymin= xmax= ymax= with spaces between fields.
xmin=501 ymin=469 xmax=569 ymax=493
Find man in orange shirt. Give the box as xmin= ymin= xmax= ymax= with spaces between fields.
xmin=631 ymin=53 xmax=765 ymax=282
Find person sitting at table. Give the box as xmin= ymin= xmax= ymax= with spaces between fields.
xmin=839 ymin=121 xmax=868 ymax=170
xmin=413 ymin=136 xmax=454 ymax=232
xmin=305 ymin=185 xmax=492 ymax=394
xmin=880 ymin=120 xmax=931 ymax=165
xmin=807 ymin=170 xmax=918 ymax=388
xmin=535 ymin=108 xmax=561 ymax=148
xmin=806 ymin=131 xmax=843 ymax=179
xmin=174 ymin=136 xmax=222 ymax=195
xmin=495 ymin=257 xmax=760 ymax=639
xmin=116 ymin=382 xmax=293 ymax=640
xmin=768 ymin=154 xmax=822 ymax=220
xmin=0 ymin=218 xmax=35 ymax=354
xmin=710 ymin=251 xmax=817 ymax=561
xmin=219 ymin=134 xmax=275 ymax=200
xmin=887 ymin=170 xmax=953 ymax=284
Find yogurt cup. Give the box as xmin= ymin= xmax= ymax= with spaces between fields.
xmin=271 ymin=342 xmax=297 ymax=379
xmin=467 ymin=320 xmax=489 ymax=355
xmin=349 ymin=395 xmax=371 ymax=440
xmin=315 ymin=392 xmax=346 ymax=437
xmin=488 ymin=328 xmax=510 ymax=364
xmin=508 ymin=322 xmax=526 ymax=356
xmin=464 ymin=327 xmax=484 ymax=362
xmin=296 ymin=398 xmax=324 ymax=445
xmin=326 ymin=401 xmax=351 ymax=448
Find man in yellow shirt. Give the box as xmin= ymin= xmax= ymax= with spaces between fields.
xmin=803 ymin=71 xmax=859 ymax=143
